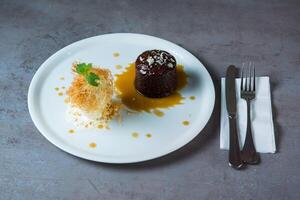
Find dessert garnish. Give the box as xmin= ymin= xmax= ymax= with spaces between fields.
xmin=65 ymin=62 xmax=121 ymax=128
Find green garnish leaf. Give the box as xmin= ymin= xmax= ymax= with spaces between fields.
xmin=86 ymin=72 xmax=100 ymax=86
xmin=76 ymin=63 xmax=92 ymax=75
xmin=75 ymin=62 xmax=100 ymax=87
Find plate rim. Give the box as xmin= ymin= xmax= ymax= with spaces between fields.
xmin=28 ymin=33 xmax=215 ymax=164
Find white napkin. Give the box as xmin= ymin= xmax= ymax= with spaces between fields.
xmin=220 ymin=76 xmax=276 ymax=153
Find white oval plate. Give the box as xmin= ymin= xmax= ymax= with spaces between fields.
xmin=28 ymin=33 xmax=215 ymax=163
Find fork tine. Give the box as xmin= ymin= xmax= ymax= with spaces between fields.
xmin=245 ymin=63 xmax=248 ymax=91
xmin=253 ymin=63 xmax=256 ymax=92
xmin=241 ymin=63 xmax=244 ymax=91
xmin=249 ymin=62 xmax=252 ymax=91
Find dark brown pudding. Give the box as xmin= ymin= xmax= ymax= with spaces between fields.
xmin=134 ymin=50 xmax=177 ymax=98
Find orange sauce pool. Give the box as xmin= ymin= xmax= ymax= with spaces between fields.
xmin=115 ymin=63 xmax=188 ymax=112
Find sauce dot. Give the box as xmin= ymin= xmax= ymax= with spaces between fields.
xmin=68 ymin=129 xmax=75 ymax=134
xmin=132 ymin=132 xmax=139 ymax=138
xmin=54 ymin=87 xmax=59 ymax=91
xmin=113 ymin=52 xmax=120 ymax=58
xmin=189 ymin=96 xmax=196 ymax=100
xmin=146 ymin=133 xmax=152 ymax=138
xmin=115 ymin=65 xmax=122 ymax=70
xmin=62 ymin=86 xmax=66 ymax=89
xmin=58 ymin=92 xmax=64 ymax=96
xmin=153 ymin=109 xmax=164 ymax=117
xmin=97 ymin=124 xmax=104 ymax=129
xmin=59 ymin=77 xmax=65 ymax=80
xmin=89 ymin=142 xmax=97 ymax=148
xmin=182 ymin=121 xmax=190 ymax=126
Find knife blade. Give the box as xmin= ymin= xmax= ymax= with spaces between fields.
xmin=225 ymin=65 xmax=243 ymax=169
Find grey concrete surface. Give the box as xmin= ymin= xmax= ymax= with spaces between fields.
xmin=1 ymin=0 xmax=300 ymax=199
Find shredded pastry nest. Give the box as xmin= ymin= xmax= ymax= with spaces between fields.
xmin=66 ymin=63 xmax=121 ymax=125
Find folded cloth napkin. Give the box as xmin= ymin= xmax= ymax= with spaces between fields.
xmin=220 ymin=76 xmax=276 ymax=153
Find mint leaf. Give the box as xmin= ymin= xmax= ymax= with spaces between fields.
xmin=76 ymin=63 xmax=92 ymax=75
xmin=86 ymin=72 xmax=100 ymax=86
xmin=75 ymin=63 xmax=100 ymax=86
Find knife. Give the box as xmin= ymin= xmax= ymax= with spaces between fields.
xmin=226 ymin=65 xmax=244 ymax=169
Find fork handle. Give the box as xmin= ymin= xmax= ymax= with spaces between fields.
xmin=241 ymin=100 xmax=260 ymax=164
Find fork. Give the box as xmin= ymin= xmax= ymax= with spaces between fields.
xmin=240 ymin=62 xmax=260 ymax=164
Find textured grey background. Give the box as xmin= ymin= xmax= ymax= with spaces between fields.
xmin=1 ymin=0 xmax=300 ymax=199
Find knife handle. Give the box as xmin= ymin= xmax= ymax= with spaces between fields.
xmin=228 ymin=116 xmax=243 ymax=169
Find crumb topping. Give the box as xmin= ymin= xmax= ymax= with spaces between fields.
xmin=65 ymin=62 xmax=121 ymax=127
